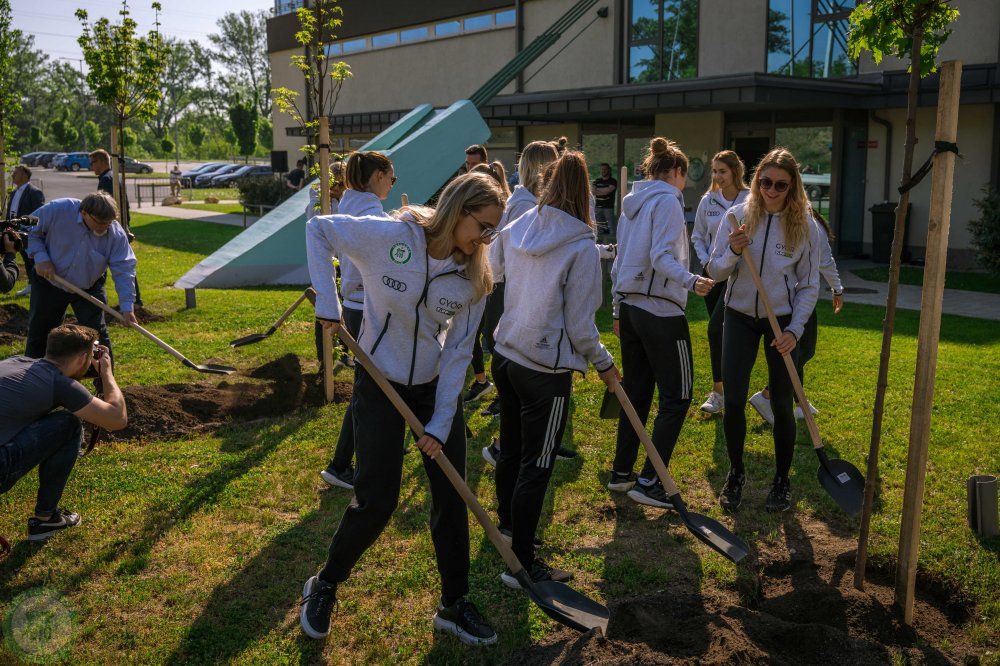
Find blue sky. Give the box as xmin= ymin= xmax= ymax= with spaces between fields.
xmin=12 ymin=0 xmax=273 ymax=66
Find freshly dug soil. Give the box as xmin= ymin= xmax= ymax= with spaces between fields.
xmin=0 ymin=303 xmax=29 ymax=346
xmin=510 ymin=517 xmax=977 ymax=665
xmin=104 ymin=354 xmax=351 ymax=442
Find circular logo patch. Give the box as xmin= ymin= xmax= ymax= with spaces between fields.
xmin=3 ymin=587 xmax=78 ymax=663
xmin=389 ymin=242 xmax=412 ymax=265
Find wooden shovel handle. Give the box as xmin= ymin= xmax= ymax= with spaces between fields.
xmin=271 ymin=290 xmax=310 ymax=331
xmin=337 ymin=327 xmax=526 ymax=576
xmin=609 ymin=378 xmax=681 ymax=497
xmin=401 ymin=193 xmax=409 ymax=207
xmin=725 ymin=214 xmax=823 ymax=450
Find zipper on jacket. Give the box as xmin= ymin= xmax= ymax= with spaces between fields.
xmin=756 ymin=214 xmax=774 ymax=319
xmin=411 ymin=260 xmax=462 ymax=386
xmin=784 ymin=274 xmax=793 ymax=309
xmin=645 ymin=269 xmax=657 ymax=297
xmin=370 ymin=313 xmax=391 ymax=354
xmin=553 ymin=329 xmax=565 ymax=370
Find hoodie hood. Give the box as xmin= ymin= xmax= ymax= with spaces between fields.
xmin=508 ymin=204 xmax=595 ymax=257
xmin=622 ymin=179 xmax=682 ymax=219
xmin=338 ymin=189 xmax=383 ymax=217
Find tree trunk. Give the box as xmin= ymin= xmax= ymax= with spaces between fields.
xmin=853 ymin=24 xmax=924 ymax=591
xmin=0 ymin=129 xmax=6 ymax=216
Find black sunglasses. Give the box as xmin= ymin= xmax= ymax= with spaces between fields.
xmin=758 ymin=177 xmax=790 ymax=193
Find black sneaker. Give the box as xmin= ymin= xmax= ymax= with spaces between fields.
xmin=481 ymin=441 xmax=500 ymax=467
xmin=463 ymin=380 xmax=494 ymax=402
xmin=27 ymin=508 xmax=81 ymax=541
xmin=627 ymin=480 xmax=674 ymax=509
xmin=300 ymin=575 xmax=337 ymax=639
xmin=500 ymin=558 xmax=573 ymax=589
xmin=765 ymin=476 xmax=792 ymax=512
xmin=498 ymin=528 xmax=543 ymax=548
xmin=480 ymin=397 xmax=501 ymax=417
xmin=555 ymin=446 xmax=577 ymax=460
xmin=319 ymin=462 xmax=355 ymax=490
xmin=433 ymin=598 xmax=497 ymax=646
xmin=607 ymin=470 xmax=637 ymax=492
xmin=719 ymin=470 xmax=747 ymax=511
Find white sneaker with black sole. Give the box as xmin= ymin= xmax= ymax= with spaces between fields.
xmin=319 ymin=463 xmax=355 ymax=490
xmin=700 ymin=391 xmax=724 ymax=414
xmin=794 ymin=401 xmax=819 ymax=420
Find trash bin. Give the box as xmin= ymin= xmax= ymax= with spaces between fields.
xmin=869 ymin=202 xmax=911 ymax=264
xmin=968 ymin=475 xmax=999 ymax=537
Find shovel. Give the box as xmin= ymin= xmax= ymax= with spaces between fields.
xmin=726 ymin=214 xmax=865 ymax=516
xmin=337 ymin=327 xmax=609 ymax=634
xmin=229 ymin=288 xmax=316 ymax=347
xmin=49 ymin=274 xmax=237 ymax=376
xmin=610 ymin=378 xmax=749 ymax=563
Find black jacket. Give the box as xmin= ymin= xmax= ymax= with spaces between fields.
xmin=97 ymin=169 xmax=130 ymax=223
xmin=5 ymin=183 xmax=44 ymax=220
xmin=0 ymin=253 xmax=18 ymax=293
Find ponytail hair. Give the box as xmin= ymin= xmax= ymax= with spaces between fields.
xmin=517 ymin=140 xmax=559 ymax=197
xmin=344 ymin=151 xmax=393 ymax=191
xmin=641 ymin=137 xmax=688 ymax=179
xmin=470 ymin=160 xmax=511 ymax=199
xmin=538 ymin=151 xmax=593 ymax=228
xmin=707 ymin=150 xmax=747 ymax=195
xmin=552 ymin=136 xmax=569 ymax=156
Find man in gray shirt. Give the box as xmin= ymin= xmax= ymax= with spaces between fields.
xmin=0 ymin=324 xmax=128 ymax=543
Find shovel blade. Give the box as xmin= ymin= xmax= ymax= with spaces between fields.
xmin=229 ymin=333 xmax=270 ymax=347
xmin=197 ymin=364 xmax=238 ymax=375
xmin=520 ymin=573 xmax=609 ymax=634
xmin=682 ymin=510 xmax=750 ymax=563
xmin=817 ymin=457 xmax=865 ymax=517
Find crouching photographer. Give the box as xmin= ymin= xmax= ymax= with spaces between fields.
xmin=0 ymin=324 xmax=127 ymax=542
xmin=0 ymin=226 xmax=19 ymax=293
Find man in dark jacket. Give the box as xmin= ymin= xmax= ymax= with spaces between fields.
xmin=89 ymin=149 xmax=142 ymax=306
xmin=6 ymin=165 xmax=44 ymax=296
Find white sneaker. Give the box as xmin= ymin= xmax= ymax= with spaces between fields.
xmin=700 ymin=391 xmax=724 ymax=414
xmin=794 ymin=402 xmax=819 ymax=420
xmin=749 ymin=391 xmax=775 ymax=425
xmin=15 ymin=284 xmax=30 ymax=297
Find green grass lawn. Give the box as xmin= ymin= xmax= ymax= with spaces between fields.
xmin=169 ymin=202 xmax=245 ymax=215
xmin=852 ymin=265 xmax=1000 ymax=294
xmin=0 ymin=214 xmax=998 ymax=664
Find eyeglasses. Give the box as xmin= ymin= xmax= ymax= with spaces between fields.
xmin=758 ymin=177 xmax=790 ymax=193
xmin=82 ymin=211 xmax=113 ymax=227
xmin=390 ymin=176 xmax=397 ymax=185
xmin=466 ymin=209 xmax=499 ymax=243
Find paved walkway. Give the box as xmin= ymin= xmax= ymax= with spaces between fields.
xmin=830 ymin=259 xmax=1000 ymax=321
xmin=136 ymin=202 xmax=258 ymax=228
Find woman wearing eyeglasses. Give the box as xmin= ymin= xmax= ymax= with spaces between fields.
xmin=706 ymin=147 xmax=822 ymax=513
xmin=301 ymin=172 xmax=505 ymax=645
xmin=607 ymin=137 xmax=714 ymax=508
xmin=490 ymin=151 xmax=620 ymax=588
xmin=319 ymin=152 xmax=394 ymax=492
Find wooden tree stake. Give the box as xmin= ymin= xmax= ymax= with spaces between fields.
xmin=318 ymin=116 xmax=334 ymax=402
xmin=894 ymin=59 xmax=962 ymax=624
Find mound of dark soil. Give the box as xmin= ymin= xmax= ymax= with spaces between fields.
xmin=105 ymin=354 xmax=351 ymax=442
xmin=0 ymin=302 xmax=162 ymax=346
xmin=510 ymin=518 xmax=977 ymax=665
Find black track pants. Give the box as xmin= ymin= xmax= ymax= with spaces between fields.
xmin=703 ymin=277 xmax=727 ymax=384
xmin=330 ymin=306 xmax=363 ymax=470
xmin=493 ymin=354 xmax=571 ymax=567
xmin=721 ymin=308 xmax=796 ymax=478
xmin=612 ymin=303 xmax=693 ymax=480
xmin=319 ymin=366 xmax=470 ymax=601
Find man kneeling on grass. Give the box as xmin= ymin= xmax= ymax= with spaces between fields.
xmin=0 ymin=324 xmax=127 ymax=541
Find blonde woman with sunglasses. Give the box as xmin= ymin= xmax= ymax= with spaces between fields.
xmin=706 ymin=147 xmax=822 ymax=513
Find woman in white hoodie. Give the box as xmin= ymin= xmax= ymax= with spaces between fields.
xmin=301 ymin=173 xmax=505 ymax=646
xmin=318 ymin=152 xmax=394 ymax=491
xmin=480 ymin=141 xmax=559 ymax=462
xmin=691 ymin=151 xmax=749 ymax=415
xmin=706 ymin=147 xmax=822 ymax=513
xmin=491 ymin=151 xmax=620 ymax=588
xmin=608 ymin=138 xmax=714 ymax=508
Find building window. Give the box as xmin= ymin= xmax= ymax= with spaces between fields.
xmin=435 ymin=20 xmax=461 ymax=37
xmin=325 ymin=10 xmax=516 ymax=58
xmin=400 ymin=26 xmax=429 ymax=43
xmin=496 ymin=9 xmax=516 ymax=27
xmin=464 ymin=14 xmax=494 ymax=32
xmin=627 ymin=0 xmax=698 ymax=83
xmin=767 ymin=0 xmax=857 ymax=78
xmin=342 ymin=38 xmax=367 ymax=53
xmin=274 ymin=0 xmax=303 ymax=16
xmin=372 ymin=32 xmax=399 ymax=48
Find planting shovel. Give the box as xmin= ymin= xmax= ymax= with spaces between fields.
xmin=337 ymin=327 xmax=609 ymax=634
xmin=726 ymin=214 xmax=865 ymax=516
xmin=610 ymin=378 xmax=749 ymax=563
xmin=229 ymin=288 xmax=316 ymax=347
xmin=49 ymin=274 xmax=237 ymax=376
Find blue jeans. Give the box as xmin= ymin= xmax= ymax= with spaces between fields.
xmin=0 ymin=411 xmax=82 ymax=515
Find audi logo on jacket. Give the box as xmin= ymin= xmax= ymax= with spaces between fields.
xmin=306 ymin=212 xmax=485 ymax=443
xmin=705 ymin=201 xmax=823 ymax=341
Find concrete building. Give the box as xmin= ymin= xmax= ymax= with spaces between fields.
xmin=267 ymin=0 xmax=1000 ymax=266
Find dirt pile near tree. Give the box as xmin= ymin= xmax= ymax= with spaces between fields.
xmin=511 ymin=518 xmax=975 ymax=665
xmin=105 ymin=354 xmax=351 ymax=442
xmin=0 ymin=303 xmax=29 ymax=346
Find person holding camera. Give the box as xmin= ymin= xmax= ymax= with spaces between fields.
xmin=0 ymin=324 xmax=127 ymax=541
xmin=0 ymin=231 xmax=19 ymax=294
xmin=25 ymin=192 xmax=138 ymax=360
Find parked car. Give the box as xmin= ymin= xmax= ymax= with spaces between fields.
xmin=56 ymin=152 xmax=91 ymax=172
xmin=36 ymin=152 xmax=61 ymax=168
xmin=194 ymin=164 xmax=240 ymax=187
xmin=211 ymin=164 xmax=273 ymax=187
xmin=180 ymin=162 xmax=227 ymax=180
xmin=20 ymin=152 xmax=44 ymax=166
xmin=801 ymin=173 xmax=831 ymax=200
xmin=122 ymin=157 xmax=153 ymax=174
xmin=49 ymin=153 xmax=69 ymax=170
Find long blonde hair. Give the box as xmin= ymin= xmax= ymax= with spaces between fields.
xmin=538 ymin=151 xmax=593 ymax=228
xmin=517 ymin=141 xmax=559 ymax=196
xmin=706 ymin=150 xmax=747 ymax=195
xmin=470 ymin=161 xmax=511 ymax=199
xmin=744 ymin=147 xmax=810 ymax=248
xmin=402 ymin=173 xmax=504 ymax=301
